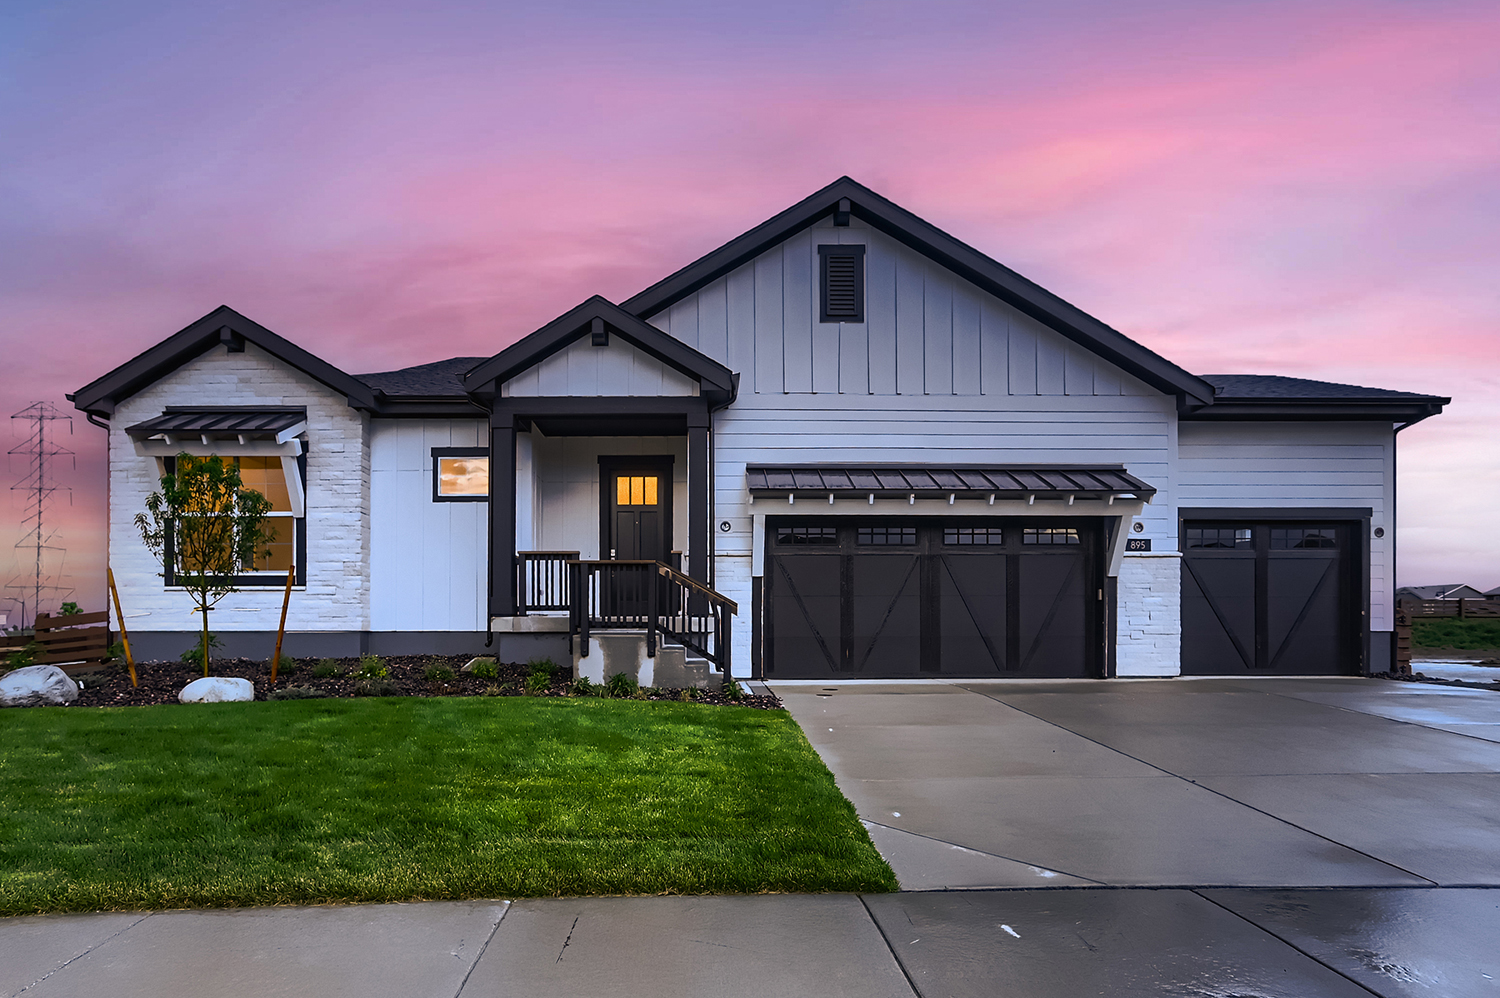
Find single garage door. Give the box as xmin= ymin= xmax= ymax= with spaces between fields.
xmin=1181 ymin=521 xmax=1360 ymax=675
xmin=766 ymin=519 xmax=1100 ymax=679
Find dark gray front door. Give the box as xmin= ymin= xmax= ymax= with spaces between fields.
xmin=601 ymin=462 xmax=671 ymax=563
xmin=1181 ymin=522 xmax=1356 ymax=675
xmin=767 ymin=519 xmax=1099 ymax=679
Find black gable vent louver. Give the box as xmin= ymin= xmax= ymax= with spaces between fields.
xmin=819 ymin=244 xmax=865 ymax=323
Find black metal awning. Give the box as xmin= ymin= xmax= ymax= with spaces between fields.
xmin=745 ymin=466 xmax=1156 ymax=503
xmin=125 ymin=408 xmax=307 ymax=443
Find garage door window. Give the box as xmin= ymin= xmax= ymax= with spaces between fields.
xmin=1186 ymin=527 xmax=1252 ymax=549
xmin=1023 ymin=527 xmax=1080 ymax=545
xmin=1271 ymin=527 xmax=1337 ymax=549
xmin=777 ymin=526 xmax=836 ymax=545
xmin=858 ymin=526 xmax=916 ymax=545
xmin=944 ymin=527 xmax=1004 ymax=545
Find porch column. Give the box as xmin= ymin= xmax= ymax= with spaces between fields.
xmin=688 ymin=415 xmax=709 ymax=587
xmin=489 ymin=412 xmax=517 ymax=617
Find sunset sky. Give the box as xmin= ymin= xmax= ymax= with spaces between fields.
xmin=2 ymin=0 xmax=1497 ymax=619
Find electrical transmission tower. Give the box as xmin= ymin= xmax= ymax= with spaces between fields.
xmin=6 ymin=402 xmax=75 ymax=629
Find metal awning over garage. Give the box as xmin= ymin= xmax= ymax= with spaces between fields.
xmin=746 ymin=466 xmax=1156 ymax=503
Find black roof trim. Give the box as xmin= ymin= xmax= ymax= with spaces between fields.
xmin=462 ymin=295 xmax=736 ymax=405
xmin=1203 ymin=374 xmax=1450 ymax=403
xmin=620 ymin=177 xmax=1214 ymax=404
xmin=747 ymin=464 xmax=1156 ymax=500
xmin=69 ymin=306 xmax=378 ymax=419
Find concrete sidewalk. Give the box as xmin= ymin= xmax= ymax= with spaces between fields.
xmin=6 ymin=888 xmax=1499 ymax=997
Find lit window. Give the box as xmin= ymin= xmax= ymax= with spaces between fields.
xmin=433 ymin=448 xmax=489 ymax=502
xmin=1023 ymin=527 xmax=1080 ymax=545
xmin=168 ymin=454 xmax=302 ymax=581
xmin=616 ymin=476 xmax=659 ymax=507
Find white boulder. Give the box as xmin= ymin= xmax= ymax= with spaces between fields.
xmin=0 ymin=665 xmax=80 ymax=707
xmin=179 ymin=677 xmax=255 ymax=703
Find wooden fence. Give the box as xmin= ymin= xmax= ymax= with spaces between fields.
xmin=1 ymin=611 xmax=112 ymax=671
xmin=1396 ymin=598 xmax=1500 ymax=619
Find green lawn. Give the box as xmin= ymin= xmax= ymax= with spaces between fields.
xmin=1412 ymin=618 xmax=1500 ymax=652
xmin=0 ymin=697 xmax=896 ymax=915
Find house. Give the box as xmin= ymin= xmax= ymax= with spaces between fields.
xmin=70 ymin=177 xmax=1449 ymax=683
xmin=1395 ymin=585 xmax=1487 ymax=602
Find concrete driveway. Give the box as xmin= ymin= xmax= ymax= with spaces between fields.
xmin=776 ymin=677 xmax=1500 ymax=889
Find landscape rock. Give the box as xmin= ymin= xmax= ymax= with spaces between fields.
xmin=0 ymin=665 xmax=80 ymax=707
xmin=179 ymin=676 xmax=255 ymax=703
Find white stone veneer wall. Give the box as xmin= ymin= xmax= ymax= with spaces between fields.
xmin=1115 ymin=552 xmax=1181 ymax=676
xmin=108 ymin=342 xmax=371 ymax=634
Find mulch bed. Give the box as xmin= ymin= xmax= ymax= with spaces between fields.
xmin=68 ymin=655 xmax=783 ymax=710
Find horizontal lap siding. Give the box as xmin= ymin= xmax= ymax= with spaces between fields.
xmin=1177 ymin=421 xmax=1394 ymax=630
xmin=370 ymin=420 xmax=488 ymax=632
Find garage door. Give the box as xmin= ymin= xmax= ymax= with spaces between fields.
xmin=766 ymin=519 xmax=1100 ymax=679
xmin=1181 ymin=521 xmax=1359 ymax=675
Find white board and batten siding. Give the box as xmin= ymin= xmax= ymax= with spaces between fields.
xmin=647 ymin=216 xmax=1180 ymax=674
xmin=1177 ymin=421 xmax=1396 ymax=631
xmin=501 ymin=335 xmax=698 ymax=397
xmin=369 ymin=419 xmax=488 ymax=632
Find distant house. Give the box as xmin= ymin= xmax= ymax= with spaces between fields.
xmin=70 ymin=177 xmax=1450 ymax=681
xmin=1395 ymin=584 xmax=1487 ymax=602
xmin=1486 ymin=586 xmax=1500 ymax=599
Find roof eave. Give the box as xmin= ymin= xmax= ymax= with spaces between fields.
xmin=70 ymin=306 xmax=378 ymax=419
xmin=1181 ymin=398 xmax=1449 ymax=421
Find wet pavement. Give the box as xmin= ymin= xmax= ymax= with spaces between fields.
xmin=4 ymin=677 xmax=1498 ymax=996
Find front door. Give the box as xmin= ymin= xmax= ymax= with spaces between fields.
xmin=599 ymin=457 xmax=673 ymax=616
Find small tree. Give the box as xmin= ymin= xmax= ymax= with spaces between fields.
xmin=136 ymin=454 xmax=274 ymax=676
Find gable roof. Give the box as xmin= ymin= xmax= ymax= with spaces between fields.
xmin=1190 ymin=375 xmax=1449 ymax=422
xmin=462 ymin=295 xmax=736 ymax=406
xmin=1396 ymin=584 xmax=1487 ymax=601
xmin=620 ymin=176 xmax=1215 ymax=406
xmin=69 ymin=305 xmax=378 ymax=419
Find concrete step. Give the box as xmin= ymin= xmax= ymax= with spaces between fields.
xmin=572 ymin=631 xmax=716 ymax=690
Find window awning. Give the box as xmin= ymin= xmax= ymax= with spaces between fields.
xmin=125 ymin=408 xmax=307 ymax=456
xmin=745 ymin=466 xmax=1155 ymax=504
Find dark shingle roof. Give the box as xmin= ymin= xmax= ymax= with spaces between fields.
xmin=1202 ymin=375 xmax=1444 ymax=402
xmin=356 ymin=358 xmax=485 ymax=397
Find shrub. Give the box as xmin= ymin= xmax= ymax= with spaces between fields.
xmin=268 ymin=685 xmax=328 ymax=700
xmin=425 ymin=665 xmax=455 ymax=682
xmin=524 ymin=672 xmax=551 ymax=695
xmin=721 ymin=679 xmax=743 ymax=700
xmin=571 ymin=675 xmax=598 ymax=697
xmin=527 ymin=657 xmax=559 ymax=677
xmin=103 ymin=641 xmax=126 ymax=663
xmin=275 ymin=654 xmax=299 ymax=675
xmin=4 ymin=642 xmax=40 ymax=671
xmin=179 ymin=633 xmax=222 ymax=664
xmin=353 ymin=678 xmax=400 ymax=697
xmin=678 ymin=688 xmax=696 ymax=702
xmin=311 ymin=659 xmax=340 ymax=678
xmin=356 ymin=655 xmax=388 ymax=679
xmin=604 ymin=672 xmax=638 ymax=699
xmin=58 ymin=601 xmax=81 ymax=616
xmin=468 ymin=658 xmax=498 ymax=680
xmin=482 ymin=683 xmax=504 ymax=697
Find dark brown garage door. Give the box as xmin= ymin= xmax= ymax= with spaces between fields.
xmin=767 ymin=519 xmax=1100 ymax=679
xmin=1181 ymin=522 xmax=1359 ymax=675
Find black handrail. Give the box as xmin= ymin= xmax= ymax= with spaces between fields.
xmin=516 ymin=551 xmax=578 ymax=614
xmin=568 ymin=559 xmax=735 ymax=677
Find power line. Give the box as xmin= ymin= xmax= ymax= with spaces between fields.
xmin=6 ymin=401 xmax=75 ymax=629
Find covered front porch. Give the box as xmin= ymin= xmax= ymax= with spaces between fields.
xmin=462 ymin=297 xmax=739 ymax=686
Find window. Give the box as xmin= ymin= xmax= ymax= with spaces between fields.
xmin=858 ymin=525 xmax=916 ymax=546
xmin=1271 ymin=527 xmax=1337 ymax=550
xmin=1023 ymin=527 xmax=1080 ymax=545
xmin=616 ymin=475 xmax=659 ymax=508
xmin=944 ymin=527 xmax=1004 ymax=545
xmin=164 ymin=454 xmax=305 ymax=585
xmin=1186 ymin=527 xmax=1253 ymax=549
xmin=433 ymin=448 xmax=489 ymax=502
xmin=777 ymin=526 xmax=837 ymax=545
xmin=819 ymin=245 xmax=865 ymax=323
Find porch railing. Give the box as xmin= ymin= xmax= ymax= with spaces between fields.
xmin=516 ymin=551 xmax=579 ymax=614
xmin=568 ymin=560 xmax=737 ymax=677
